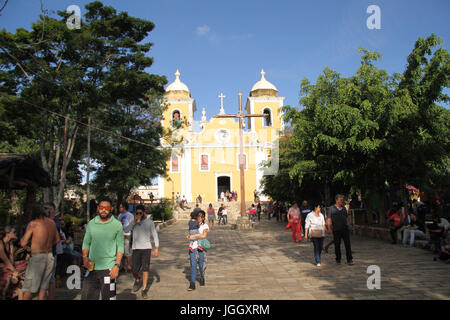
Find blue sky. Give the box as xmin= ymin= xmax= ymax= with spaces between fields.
xmin=1 ymin=0 xmax=449 ymax=122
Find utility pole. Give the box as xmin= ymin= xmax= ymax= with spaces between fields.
xmin=86 ymin=117 xmax=91 ymax=221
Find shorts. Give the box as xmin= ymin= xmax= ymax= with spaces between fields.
xmin=208 ymin=215 xmax=214 ymax=221
xmin=124 ymin=237 xmax=132 ymax=257
xmin=81 ymin=269 xmax=117 ymax=300
xmin=22 ymin=253 xmax=54 ymax=293
xmin=132 ymin=249 xmax=151 ymax=273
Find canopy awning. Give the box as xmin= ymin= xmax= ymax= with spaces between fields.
xmin=0 ymin=153 xmax=52 ymax=189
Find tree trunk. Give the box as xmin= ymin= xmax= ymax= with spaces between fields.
xmin=324 ymin=182 xmax=331 ymax=207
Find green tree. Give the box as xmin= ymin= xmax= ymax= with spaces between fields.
xmin=0 ymin=2 xmax=168 ymax=211
xmin=269 ymin=35 xmax=449 ymax=211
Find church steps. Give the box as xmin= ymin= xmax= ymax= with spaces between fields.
xmin=173 ymin=201 xmax=268 ymax=223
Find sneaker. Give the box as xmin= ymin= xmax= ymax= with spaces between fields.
xmin=347 ymin=260 xmax=354 ymax=265
xmin=141 ymin=290 xmax=148 ymax=299
xmin=187 ymin=282 xmax=196 ymax=291
xmin=133 ymin=279 xmax=141 ymax=292
xmin=199 ymin=278 xmax=205 ymax=286
xmin=316 ymin=263 xmax=321 ymax=267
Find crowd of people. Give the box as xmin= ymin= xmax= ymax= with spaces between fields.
xmin=0 ymin=199 xmax=162 ymax=300
xmin=386 ymin=201 xmax=449 ymax=261
xmin=1 ymin=193 xmax=448 ymax=300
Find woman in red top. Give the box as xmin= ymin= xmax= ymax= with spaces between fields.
xmin=387 ymin=206 xmax=406 ymax=244
xmin=286 ymin=202 xmax=302 ymax=243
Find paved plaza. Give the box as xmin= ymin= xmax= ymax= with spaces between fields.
xmin=56 ymin=218 xmax=450 ymax=300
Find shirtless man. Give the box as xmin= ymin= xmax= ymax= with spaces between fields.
xmin=20 ymin=204 xmax=59 ymax=300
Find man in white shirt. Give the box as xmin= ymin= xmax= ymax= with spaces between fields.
xmin=118 ymin=201 xmax=134 ymax=272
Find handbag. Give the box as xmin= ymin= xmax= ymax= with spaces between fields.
xmin=199 ymin=238 xmax=211 ymax=249
xmin=310 ymin=229 xmax=323 ymax=238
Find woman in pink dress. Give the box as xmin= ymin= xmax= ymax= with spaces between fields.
xmin=286 ymin=202 xmax=302 ymax=242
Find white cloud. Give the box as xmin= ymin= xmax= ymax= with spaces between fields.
xmin=196 ymin=25 xmax=211 ymax=36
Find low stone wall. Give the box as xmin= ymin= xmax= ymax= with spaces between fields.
xmin=351 ymin=225 xmax=392 ymax=242
xmin=155 ymin=218 xmax=176 ymax=231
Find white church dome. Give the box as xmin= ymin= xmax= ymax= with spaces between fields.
xmin=166 ymin=69 xmax=190 ymax=93
xmin=250 ymin=69 xmax=278 ymax=96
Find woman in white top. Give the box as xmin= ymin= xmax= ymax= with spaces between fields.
xmin=304 ymin=203 xmax=327 ymax=266
xmin=186 ymin=211 xmax=209 ymax=291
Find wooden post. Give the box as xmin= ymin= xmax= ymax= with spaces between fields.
xmin=60 ymin=117 xmax=68 ymax=217
xmin=238 ymin=92 xmax=246 ymax=217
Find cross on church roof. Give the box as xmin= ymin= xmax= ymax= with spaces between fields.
xmin=261 ymin=69 xmax=266 ymax=79
xmin=218 ymin=93 xmax=226 ymax=114
xmin=218 ymin=93 xmax=226 ymax=107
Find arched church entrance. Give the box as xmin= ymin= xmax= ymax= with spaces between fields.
xmin=217 ymin=176 xmax=231 ymax=200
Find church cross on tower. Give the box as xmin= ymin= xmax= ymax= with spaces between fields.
xmin=218 ymin=93 xmax=226 ymax=114
xmin=218 ymin=93 xmax=226 ymax=107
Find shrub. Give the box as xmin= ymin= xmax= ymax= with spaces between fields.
xmin=149 ymin=198 xmax=173 ymax=221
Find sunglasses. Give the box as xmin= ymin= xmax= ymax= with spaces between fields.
xmin=43 ymin=206 xmax=52 ymax=210
xmin=98 ymin=206 xmax=111 ymax=211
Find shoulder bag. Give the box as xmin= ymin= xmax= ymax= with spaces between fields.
xmin=310 ymin=229 xmax=323 ymax=238
xmin=199 ymin=238 xmax=211 ymax=249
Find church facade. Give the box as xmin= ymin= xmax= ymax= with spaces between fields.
xmin=157 ymin=70 xmax=285 ymax=203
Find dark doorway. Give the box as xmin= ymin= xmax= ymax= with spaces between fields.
xmin=217 ymin=176 xmax=231 ymax=200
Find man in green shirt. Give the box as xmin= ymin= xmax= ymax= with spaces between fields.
xmin=81 ymin=199 xmax=124 ymax=300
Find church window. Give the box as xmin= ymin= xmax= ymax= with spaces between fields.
xmin=263 ymin=108 xmax=272 ymax=127
xmin=200 ymin=154 xmax=209 ymax=171
xmin=171 ymin=155 xmax=179 ymax=173
xmin=171 ymin=110 xmax=181 ymax=128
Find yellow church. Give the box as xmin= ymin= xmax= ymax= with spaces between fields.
xmin=157 ymin=69 xmax=285 ymax=203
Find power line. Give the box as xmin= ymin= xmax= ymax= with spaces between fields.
xmin=22 ymin=100 xmax=160 ymax=149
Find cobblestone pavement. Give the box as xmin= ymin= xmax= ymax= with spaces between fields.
xmin=56 ymin=217 xmax=450 ymax=300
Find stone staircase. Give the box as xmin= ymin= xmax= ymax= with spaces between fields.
xmin=173 ymin=201 xmax=264 ymax=225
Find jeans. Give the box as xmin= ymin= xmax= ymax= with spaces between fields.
xmin=218 ymin=216 xmax=223 ymax=225
xmin=189 ymin=249 xmax=204 ymax=283
xmin=222 ymin=215 xmax=227 ymax=225
xmin=311 ymin=237 xmax=324 ymax=264
xmin=333 ymin=228 xmax=353 ymax=263
xmin=402 ymin=229 xmax=425 ymax=246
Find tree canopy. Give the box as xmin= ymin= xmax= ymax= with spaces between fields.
xmin=262 ymin=34 xmax=449 ymax=208
xmin=0 ymin=1 xmax=169 ymax=211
